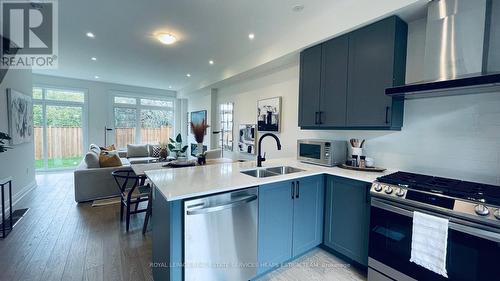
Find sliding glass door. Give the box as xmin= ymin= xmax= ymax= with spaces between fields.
xmin=33 ymin=87 xmax=87 ymax=170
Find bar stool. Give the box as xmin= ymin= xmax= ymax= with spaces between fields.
xmin=111 ymin=169 xmax=150 ymax=232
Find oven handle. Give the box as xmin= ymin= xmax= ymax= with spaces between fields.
xmin=371 ymin=198 xmax=500 ymax=243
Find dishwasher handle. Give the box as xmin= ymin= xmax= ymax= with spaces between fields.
xmin=186 ymin=194 xmax=257 ymax=215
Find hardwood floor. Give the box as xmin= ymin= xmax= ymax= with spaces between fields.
xmin=0 ymin=171 xmax=366 ymax=281
xmin=0 ymin=172 xmax=152 ymax=281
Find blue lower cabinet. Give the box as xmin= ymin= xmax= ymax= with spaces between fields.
xmin=258 ymin=180 xmax=294 ymax=274
xmin=257 ymin=176 xmax=325 ymax=276
xmin=292 ymin=175 xmax=324 ymax=257
xmin=323 ymin=176 xmax=370 ymax=266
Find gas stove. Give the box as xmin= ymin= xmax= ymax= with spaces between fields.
xmin=371 ymin=171 xmax=500 ymax=227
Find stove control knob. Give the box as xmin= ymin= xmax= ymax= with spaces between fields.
xmin=395 ymin=187 xmax=406 ymax=197
xmin=474 ymin=204 xmax=490 ymax=216
xmin=384 ymin=186 xmax=393 ymax=194
xmin=494 ymin=209 xmax=500 ymax=220
xmin=374 ymin=184 xmax=382 ymax=192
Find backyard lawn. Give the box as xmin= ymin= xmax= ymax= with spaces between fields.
xmin=35 ymin=156 xmax=82 ymax=170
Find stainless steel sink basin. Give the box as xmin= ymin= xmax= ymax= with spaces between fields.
xmin=240 ymin=166 xmax=305 ymax=178
xmin=266 ymin=166 xmax=305 ymax=175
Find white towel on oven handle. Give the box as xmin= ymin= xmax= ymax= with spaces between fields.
xmin=410 ymin=211 xmax=449 ymax=278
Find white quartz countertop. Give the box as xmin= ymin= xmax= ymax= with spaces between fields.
xmin=145 ymin=158 xmax=395 ymax=201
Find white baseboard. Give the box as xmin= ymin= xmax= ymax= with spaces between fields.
xmin=0 ymin=180 xmax=37 ymax=220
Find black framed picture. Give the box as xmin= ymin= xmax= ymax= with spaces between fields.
xmin=257 ymin=97 xmax=281 ymax=132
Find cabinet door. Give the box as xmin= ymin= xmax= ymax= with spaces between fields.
xmin=292 ymin=175 xmax=325 ymax=257
xmin=298 ymin=45 xmax=322 ymax=127
xmin=320 ymin=35 xmax=349 ymax=127
xmin=324 ymin=176 xmax=370 ymax=266
xmin=346 ymin=16 xmax=401 ymax=127
xmin=258 ymin=181 xmax=294 ymax=274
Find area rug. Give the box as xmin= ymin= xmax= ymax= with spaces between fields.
xmin=92 ymin=197 xmax=121 ymax=207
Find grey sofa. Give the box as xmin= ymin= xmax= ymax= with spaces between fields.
xmin=73 ymin=144 xmax=159 ymax=203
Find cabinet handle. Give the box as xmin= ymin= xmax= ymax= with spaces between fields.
xmin=315 ymin=112 xmax=319 ymax=125
xmin=318 ymin=111 xmax=323 ymax=125
xmin=385 ymin=106 xmax=390 ymax=124
xmin=291 ymin=182 xmax=295 ymax=199
xmin=295 ymin=181 xmax=300 ymax=199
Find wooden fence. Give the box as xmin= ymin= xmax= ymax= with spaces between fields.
xmin=34 ymin=127 xmax=83 ymax=160
xmin=34 ymin=126 xmax=172 ymax=160
xmin=115 ymin=127 xmax=172 ymax=148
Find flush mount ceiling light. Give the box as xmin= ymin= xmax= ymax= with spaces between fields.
xmin=94 ymin=75 xmax=100 ymax=79
xmin=86 ymin=32 xmax=95 ymax=38
xmin=248 ymin=33 xmax=255 ymax=40
xmin=169 ymin=85 xmax=173 ymax=89
xmin=209 ymin=60 xmax=214 ymax=65
xmin=292 ymin=4 xmax=304 ymax=12
xmin=186 ymin=73 xmax=191 ymax=77
xmin=156 ymin=33 xmax=177 ymax=45
xmin=91 ymin=57 xmax=97 ymax=61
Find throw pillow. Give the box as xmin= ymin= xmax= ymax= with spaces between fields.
xmin=99 ymin=144 xmax=116 ymax=151
xmin=84 ymin=151 xmax=100 ymax=168
xmin=150 ymin=145 xmax=161 ymax=157
xmin=89 ymin=144 xmax=101 ymax=155
xmin=127 ymin=144 xmax=149 ymax=158
xmin=99 ymin=152 xmax=122 ymax=167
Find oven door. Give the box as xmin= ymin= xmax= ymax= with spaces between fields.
xmin=297 ymin=141 xmax=327 ymax=165
xmin=369 ymin=198 xmax=500 ymax=281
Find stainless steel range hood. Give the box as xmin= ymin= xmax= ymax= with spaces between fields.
xmin=386 ymin=0 xmax=500 ymax=99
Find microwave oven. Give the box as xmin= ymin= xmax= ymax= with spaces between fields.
xmin=297 ymin=139 xmax=346 ymax=167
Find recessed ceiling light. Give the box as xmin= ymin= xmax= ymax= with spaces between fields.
xmin=186 ymin=73 xmax=191 ymax=77
xmin=248 ymin=33 xmax=255 ymax=40
xmin=94 ymin=75 xmax=100 ymax=79
xmin=157 ymin=33 xmax=177 ymax=45
xmin=86 ymin=32 xmax=95 ymax=38
xmin=209 ymin=60 xmax=214 ymax=65
xmin=91 ymin=57 xmax=97 ymax=61
xmin=292 ymin=4 xmax=304 ymax=12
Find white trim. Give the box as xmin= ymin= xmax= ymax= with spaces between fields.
xmin=0 ymin=180 xmax=37 ymax=220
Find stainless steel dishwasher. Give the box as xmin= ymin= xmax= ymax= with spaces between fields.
xmin=184 ymin=187 xmax=258 ymax=281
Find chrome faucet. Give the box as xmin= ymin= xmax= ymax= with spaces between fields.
xmin=257 ymin=133 xmax=282 ymax=167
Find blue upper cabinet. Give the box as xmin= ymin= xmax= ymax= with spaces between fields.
xmin=292 ymin=175 xmax=325 ymax=257
xmin=323 ymin=176 xmax=371 ymax=266
xmin=258 ymin=180 xmax=294 ymax=274
xmin=298 ymin=15 xmax=407 ymax=130
xmin=258 ymin=176 xmax=325 ymax=275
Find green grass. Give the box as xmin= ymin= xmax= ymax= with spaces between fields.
xmin=35 ymin=156 xmax=82 ymax=170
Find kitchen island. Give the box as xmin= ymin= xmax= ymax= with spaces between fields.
xmin=145 ymin=158 xmax=392 ymax=281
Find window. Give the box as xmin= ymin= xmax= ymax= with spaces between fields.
xmin=33 ymin=87 xmax=87 ymax=170
xmin=219 ymin=102 xmax=234 ymax=151
xmin=113 ymin=94 xmax=174 ymax=148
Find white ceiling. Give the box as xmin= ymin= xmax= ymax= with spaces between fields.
xmin=34 ymin=0 xmax=426 ymax=94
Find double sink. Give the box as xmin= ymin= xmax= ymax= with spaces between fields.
xmin=241 ymin=166 xmax=305 ymax=178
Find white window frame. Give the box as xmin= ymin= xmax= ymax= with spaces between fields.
xmin=33 ymin=85 xmax=89 ymax=171
xmin=109 ymin=91 xmax=176 ymax=147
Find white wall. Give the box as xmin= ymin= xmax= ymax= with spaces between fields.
xmin=32 ymin=74 xmax=177 ymax=147
xmin=186 ymin=19 xmax=500 ymax=185
xmin=186 ymin=89 xmax=216 ymax=152
xmin=0 ymin=68 xmax=36 ymax=212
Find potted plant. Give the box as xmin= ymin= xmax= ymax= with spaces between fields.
xmin=0 ymin=132 xmax=12 ymax=153
xmin=168 ymin=133 xmax=188 ymax=160
xmin=191 ymin=121 xmax=210 ymax=164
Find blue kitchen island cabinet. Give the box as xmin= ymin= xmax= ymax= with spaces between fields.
xmin=257 ymin=175 xmax=325 ymax=275
xmin=323 ymin=176 xmax=371 ymax=266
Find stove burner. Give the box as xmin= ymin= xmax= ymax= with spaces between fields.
xmin=377 ymin=172 xmax=500 ymax=206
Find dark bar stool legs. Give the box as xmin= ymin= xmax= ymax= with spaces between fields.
xmin=142 ymin=193 xmax=152 ymax=235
